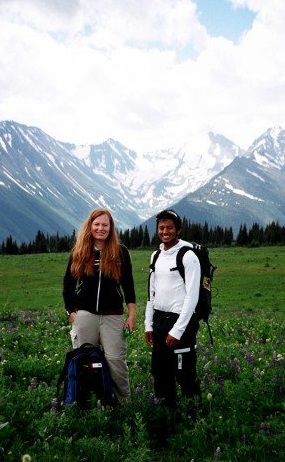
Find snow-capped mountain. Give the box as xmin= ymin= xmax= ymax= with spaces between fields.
xmin=0 ymin=120 xmax=284 ymax=242
xmin=74 ymin=131 xmax=243 ymax=218
xmin=123 ymin=132 xmax=245 ymax=215
xmin=150 ymin=126 xmax=285 ymax=236
xmin=0 ymin=121 xmax=140 ymax=242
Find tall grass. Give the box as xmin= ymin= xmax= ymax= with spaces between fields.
xmin=0 ymin=247 xmax=284 ymax=461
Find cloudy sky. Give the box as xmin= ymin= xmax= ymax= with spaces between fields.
xmin=0 ymin=0 xmax=284 ymax=153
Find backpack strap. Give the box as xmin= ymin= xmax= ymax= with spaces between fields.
xmin=170 ymin=246 xmax=192 ymax=281
xmin=149 ymin=246 xmax=191 ymax=293
xmin=149 ymin=249 xmax=161 ymax=272
xmin=56 ymin=349 xmax=76 ymax=398
xmin=147 ymin=249 xmax=161 ymax=300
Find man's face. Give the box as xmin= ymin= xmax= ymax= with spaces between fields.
xmin=157 ymin=219 xmax=180 ymax=249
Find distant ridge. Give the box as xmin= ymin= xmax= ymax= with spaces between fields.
xmin=0 ymin=120 xmax=284 ymax=242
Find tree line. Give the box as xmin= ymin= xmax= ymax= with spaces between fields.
xmin=1 ymin=220 xmax=284 ymax=255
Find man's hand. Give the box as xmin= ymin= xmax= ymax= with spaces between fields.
xmin=145 ymin=331 xmax=154 ymax=345
xmin=166 ymin=334 xmax=179 ymax=347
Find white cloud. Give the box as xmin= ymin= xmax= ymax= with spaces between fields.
xmin=0 ymin=0 xmax=284 ymax=153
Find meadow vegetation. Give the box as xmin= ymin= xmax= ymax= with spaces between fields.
xmin=0 ymin=247 xmax=284 ymax=461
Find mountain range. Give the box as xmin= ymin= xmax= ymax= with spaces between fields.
xmin=0 ymin=120 xmax=284 ymax=242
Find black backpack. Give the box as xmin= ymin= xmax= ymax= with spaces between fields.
xmin=56 ymin=343 xmax=114 ymax=409
xmin=149 ymin=243 xmax=216 ymax=344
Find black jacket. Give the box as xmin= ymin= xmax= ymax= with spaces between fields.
xmin=63 ymin=245 xmax=136 ymax=315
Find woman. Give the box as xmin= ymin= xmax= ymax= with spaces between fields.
xmin=63 ymin=208 xmax=136 ymax=404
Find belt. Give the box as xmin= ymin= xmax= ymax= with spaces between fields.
xmin=154 ymin=309 xmax=179 ymax=319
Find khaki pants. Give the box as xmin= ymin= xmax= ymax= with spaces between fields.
xmin=71 ymin=310 xmax=130 ymax=404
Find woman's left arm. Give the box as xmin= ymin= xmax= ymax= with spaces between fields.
xmin=124 ymin=302 xmax=136 ymax=332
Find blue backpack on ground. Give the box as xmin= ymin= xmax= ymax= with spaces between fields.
xmin=57 ymin=343 xmax=114 ymax=409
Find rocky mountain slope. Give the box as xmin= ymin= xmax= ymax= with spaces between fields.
xmin=0 ymin=121 xmax=284 ymax=241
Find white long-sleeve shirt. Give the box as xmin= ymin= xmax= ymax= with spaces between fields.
xmin=144 ymin=239 xmax=201 ymax=340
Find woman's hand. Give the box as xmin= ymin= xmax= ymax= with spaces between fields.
xmin=68 ymin=312 xmax=77 ymax=323
xmin=125 ymin=303 xmax=136 ymax=332
xmin=124 ymin=314 xmax=136 ymax=332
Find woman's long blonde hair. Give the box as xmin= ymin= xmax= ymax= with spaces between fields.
xmin=70 ymin=208 xmax=122 ymax=280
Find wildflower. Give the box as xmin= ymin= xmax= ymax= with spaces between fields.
xmin=216 ymin=377 xmax=224 ymax=390
xmin=207 ymin=393 xmax=213 ymax=401
xmin=259 ymin=422 xmax=272 ymax=435
xmin=204 ymin=361 xmax=211 ymax=370
xmin=233 ymin=357 xmax=241 ymax=373
xmin=97 ymin=399 xmax=104 ymax=410
xmin=244 ymin=351 xmax=255 ymax=363
xmin=22 ymin=455 xmax=32 ymax=462
xmin=149 ymin=393 xmax=160 ymax=405
xmin=50 ymin=398 xmax=58 ymax=412
xmin=214 ymin=446 xmax=221 ymax=459
xmin=29 ymin=377 xmax=39 ymax=389
xmin=273 ymin=352 xmax=285 ymax=365
xmin=134 ymin=383 xmax=142 ymax=397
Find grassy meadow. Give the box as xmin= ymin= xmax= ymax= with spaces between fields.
xmin=0 ymin=246 xmax=284 ymax=461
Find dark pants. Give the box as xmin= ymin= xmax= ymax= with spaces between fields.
xmin=151 ymin=310 xmax=201 ymax=410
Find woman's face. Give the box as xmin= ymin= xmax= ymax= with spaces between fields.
xmin=91 ymin=213 xmax=111 ymax=246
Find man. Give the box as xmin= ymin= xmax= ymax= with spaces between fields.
xmin=145 ymin=209 xmax=202 ymax=417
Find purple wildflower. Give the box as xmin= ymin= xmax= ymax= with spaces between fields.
xmin=29 ymin=377 xmax=39 ymax=389
xmin=244 ymin=351 xmax=255 ymax=364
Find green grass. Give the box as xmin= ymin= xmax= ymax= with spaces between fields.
xmin=0 ymin=247 xmax=285 ymax=461
xmin=1 ymin=246 xmax=284 ymax=313
xmin=211 ymin=247 xmax=285 ymax=312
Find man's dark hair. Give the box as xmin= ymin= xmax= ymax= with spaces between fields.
xmin=156 ymin=209 xmax=182 ymax=230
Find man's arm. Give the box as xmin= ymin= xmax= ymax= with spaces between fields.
xmin=144 ymin=253 xmax=156 ymax=345
xmin=168 ymin=250 xmax=201 ymax=340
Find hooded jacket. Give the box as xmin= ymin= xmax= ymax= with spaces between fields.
xmin=63 ymin=244 xmax=136 ymax=315
xmin=145 ymin=239 xmax=201 ymax=340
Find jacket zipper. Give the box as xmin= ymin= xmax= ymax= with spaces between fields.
xmin=96 ymin=270 xmax=102 ymax=312
xmin=96 ymin=250 xmax=102 ymax=312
